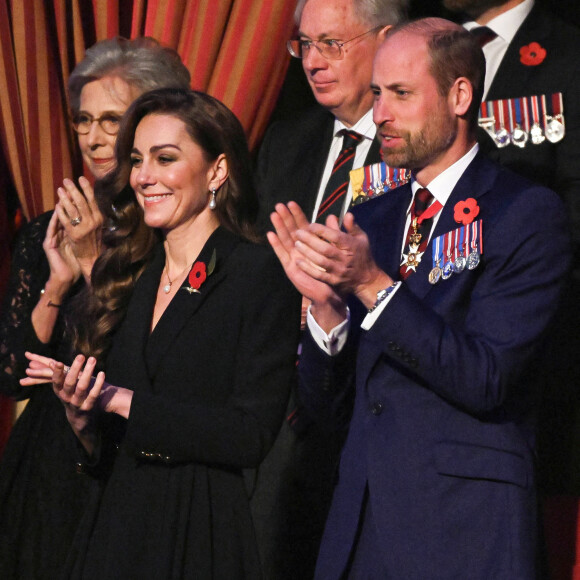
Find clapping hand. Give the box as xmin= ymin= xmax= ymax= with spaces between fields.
xmin=43 ymin=209 xmax=82 ymax=291
xmin=267 ymin=202 xmax=347 ymax=332
xmin=55 ymin=176 xmax=104 ymax=282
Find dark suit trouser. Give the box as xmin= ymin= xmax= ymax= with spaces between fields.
xmin=343 ymin=487 xmax=390 ymax=580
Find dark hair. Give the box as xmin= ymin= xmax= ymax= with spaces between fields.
xmin=68 ymin=37 xmax=191 ymax=114
xmin=393 ymin=18 xmax=485 ymax=130
xmin=70 ymin=89 xmax=259 ymax=358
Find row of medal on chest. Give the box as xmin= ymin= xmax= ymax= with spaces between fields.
xmin=479 ymin=92 xmax=565 ymax=149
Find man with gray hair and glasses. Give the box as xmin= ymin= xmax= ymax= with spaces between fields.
xmin=252 ymin=1 xmax=408 ymax=578
xmin=256 ymin=0 xmax=408 ymax=228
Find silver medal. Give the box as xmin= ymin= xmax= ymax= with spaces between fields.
xmin=466 ymin=251 xmax=480 ymax=270
xmin=442 ymin=261 xmax=454 ymax=280
xmin=511 ymin=125 xmax=528 ymax=148
xmin=453 ymin=255 xmax=466 ymax=274
xmin=545 ymin=116 xmax=565 ymax=143
xmin=494 ymin=127 xmax=510 ymax=148
xmin=530 ymin=123 xmax=545 ymax=145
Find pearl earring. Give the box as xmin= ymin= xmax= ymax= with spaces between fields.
xmin=209 ymin=187 xmax=217 ymax=210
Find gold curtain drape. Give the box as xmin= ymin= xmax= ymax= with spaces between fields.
xmin=0 ymin=0 xmax=295 ymax=220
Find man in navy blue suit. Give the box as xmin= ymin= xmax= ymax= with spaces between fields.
xmin=269 ymin=17 xmax=570 ymax=579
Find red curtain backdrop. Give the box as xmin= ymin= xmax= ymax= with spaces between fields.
xmin=0 ymin=0 xmax=295 ymax=221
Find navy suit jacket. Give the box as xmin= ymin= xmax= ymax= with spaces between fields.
xmin=299 ymin=153 xmax=570 ymax=579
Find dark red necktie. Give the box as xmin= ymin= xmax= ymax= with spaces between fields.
xmin=316 ymin=130 xmax=363 ymax=223
xmin=399 ymin=188 xmax=436 ymax=280
xmin=471 ymin=26 xmax=497 ymax=48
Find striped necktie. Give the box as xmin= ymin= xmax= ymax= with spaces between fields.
xmin=316 ymin=130 xmax=363 ymax=223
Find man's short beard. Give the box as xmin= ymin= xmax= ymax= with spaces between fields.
xmin=382 ymin=124 xmax=457 ymax=172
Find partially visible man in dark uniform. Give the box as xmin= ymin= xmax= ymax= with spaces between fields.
xmin=444 ymin=0 xmax=580 ymax=497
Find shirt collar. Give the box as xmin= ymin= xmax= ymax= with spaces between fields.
xmin=411 ymin=144 xmax=479 ymax=207
xmin=464 ymin=0 xmax=534 ymax=44
xmin=333 ymin=109 xmax=376 ymax=141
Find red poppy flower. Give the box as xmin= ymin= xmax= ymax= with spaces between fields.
xmin=520 ymin=42 xmax=546 ymax=66
xmin=454 ymin=198 xmax=480 ymax=225
xmin=188 ymin=261 xmax=207 ymax=291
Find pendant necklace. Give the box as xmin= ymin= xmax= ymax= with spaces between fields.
xmin=163 ymin=267 xmax=173 ymax=294
xmin=163 ymin=261 xmax=191 ymax=294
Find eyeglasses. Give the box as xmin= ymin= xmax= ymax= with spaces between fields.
xmin=287 ymin=26 xmax=382 ymax=60
xmin=72 ymin=112 xmax=123 ymax=135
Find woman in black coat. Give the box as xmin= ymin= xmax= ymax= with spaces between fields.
xmin=0 ymin=38 xmax=191 ymax=580
xmin=24 ymin=89 xmax=301 ymax=579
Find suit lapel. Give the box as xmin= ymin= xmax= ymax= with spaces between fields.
xmin=404 ymin=155 xmax=497 ymax=299
xmin=486 ymin=5 xmax=549 ymax=100
xmin=106 ymin=243 xmax=163 ymax=392
xmin=293 ymin=112 xmax=335 ymax=217
xmin=144 ymin=227 xmax=240 ymax=380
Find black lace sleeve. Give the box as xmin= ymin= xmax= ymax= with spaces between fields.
xmin=0 ymin=211 xmax=54 ymax=398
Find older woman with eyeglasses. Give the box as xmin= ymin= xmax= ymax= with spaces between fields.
xmin=0 ymin=37 xmax=190 ymax=580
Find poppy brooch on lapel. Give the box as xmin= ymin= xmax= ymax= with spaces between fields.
xmin=454 ymin=198 xmax=480 ymax=225
xmin=183 ymin=249 xmax=216 ymax=294
xmin=520 ymin=42 xmax=546 ymax=66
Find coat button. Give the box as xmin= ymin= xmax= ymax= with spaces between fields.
xmin=370 ymin=401 xmax=384 ymax=415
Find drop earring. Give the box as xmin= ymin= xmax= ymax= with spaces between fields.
xmin=209 ymin=187 xmax=217 ymax=210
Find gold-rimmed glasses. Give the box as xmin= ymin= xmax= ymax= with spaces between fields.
xmin=287 ymin=26 xmax=382 ymax=60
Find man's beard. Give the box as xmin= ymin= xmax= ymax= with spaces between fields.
xmin=381 ymin=120 xmax=457 ymax=173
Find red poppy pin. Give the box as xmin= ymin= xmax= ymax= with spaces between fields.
xmin=183 ymin=249 xmax=216 ymax=294
xmin=520 ymin=42 xmax=546 ymax=66
xmin=454 ymin=198 xmax=480 ymax=225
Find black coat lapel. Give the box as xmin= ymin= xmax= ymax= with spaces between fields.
xmin=144 ymin=227 xmax=240 ymax=380
xmin=105 ymin=244 xmax=163 ymax=392
xmin=293 ymin=112 xmax=335 ymax=217
xmin=486 ymin=5 xmax=549 ymax=100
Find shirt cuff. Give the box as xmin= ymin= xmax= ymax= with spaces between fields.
xmin=306 ymin=306 xmax=350 ymax=356
xmin=361 ymin=281 xmax=401 ymax=330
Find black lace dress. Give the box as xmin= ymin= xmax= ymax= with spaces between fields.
xmin=0 ymin=212 xmax=93 ymax=580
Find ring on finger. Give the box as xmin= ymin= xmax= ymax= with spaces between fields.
xmin=70 ymin=216 xmax=82 ymax=227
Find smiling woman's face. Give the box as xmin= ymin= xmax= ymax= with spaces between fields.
xmin=129 ymin=113 xmax=222 ymax=234
xmin=76 ymin=75 xmax=139 ymax=179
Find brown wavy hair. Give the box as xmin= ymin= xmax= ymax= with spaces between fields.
xmin=69 ymin=89 xmax=259 ymax=359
